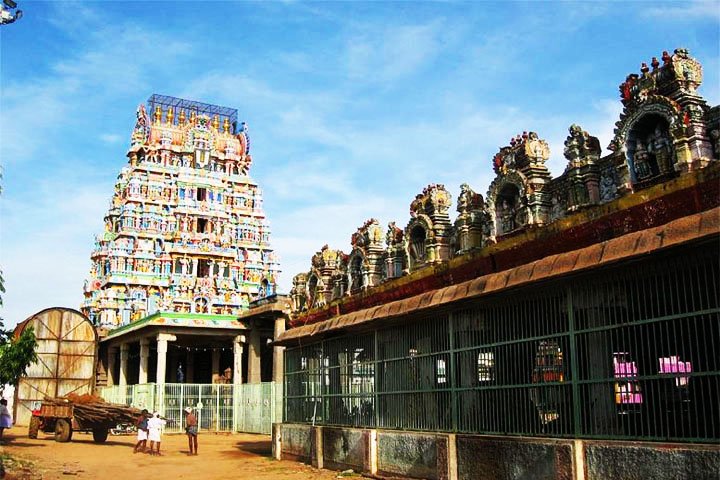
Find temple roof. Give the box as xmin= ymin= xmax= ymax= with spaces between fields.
xmin=277 ymin=205 xmax=719 ymax=345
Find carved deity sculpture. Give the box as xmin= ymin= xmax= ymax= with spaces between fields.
xmin=646 ymin=125 xmax=673 ymax=173
xmin=500 ymin=199 xmax=515 ymax=234
xmin=633 ymin=141 xmax=653 ymax=180
xmin=549 ymin=196 xmax=563 ymax=222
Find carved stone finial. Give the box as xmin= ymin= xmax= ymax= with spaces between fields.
xmin=563 ymin=124 xmax=601 ymax=167
xmin=457 ymin=183 xmax=483 ymax=214
xmin=385 ymin=222 xmax=403 ymax=247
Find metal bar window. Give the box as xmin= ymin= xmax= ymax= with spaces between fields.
xmin=283 ymin=240 xmax=720 ymax=442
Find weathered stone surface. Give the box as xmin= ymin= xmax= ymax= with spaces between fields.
xmin=585 ymin=443 xmax=720 ymax=480
xmin=322 ymin=427 xmax=367 ymax=472
xmin=456 ymin=436 xmax=572 ymax=480
xmin=377 ymin=431 xmax=441 ymax=480
xmin=281 ymin=424 xmax=313 ymax=462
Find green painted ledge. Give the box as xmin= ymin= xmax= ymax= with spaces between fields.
xmin=103 ymin=311 xmax=242 ymax=340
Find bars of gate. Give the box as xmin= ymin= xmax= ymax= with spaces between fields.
xmin=283 ymin=241 xmax=720 ymax=443
xmin=100 ymin=382 xmax=281 ymax=435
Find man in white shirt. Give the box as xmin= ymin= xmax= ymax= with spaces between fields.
xmin=147 ymin=412 xmax=166 ymax=456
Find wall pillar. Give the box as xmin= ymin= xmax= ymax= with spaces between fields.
xmin=119 ymin=343 xmax=129 ymax=386
xmin=139 ymin=338 xmax=150 ymax=384
xmin=369 ymin=429 xmax=378 ymax=475
xmin=233 ymin=335 xmax=245 ymax=385
xmin=107 ymin=346 xmax=118 ymax=386
xmin=273 ymin=316 xmax=286 ymax=384
xmin=248 ymin=324 xmax=261 ymax=384
xmin=574 ymin=440 xmax=586 ymax=480
xmin=156 ymin=333 xmax=177 ymax=386
xmin=272 ymin=423 xmax=282 ymax=460
xmin=448 ymin=433 xmax=458 ymax=480
xmin=312 ymin=426 xmax=324 ymax=469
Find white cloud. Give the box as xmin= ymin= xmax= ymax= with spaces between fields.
xmin=643 ymin=1 xmax=720 ymax=21
xmin=344 ymin=20 xmax=448 ymax=83
xmin=0 ymin=171 xmax=111 ymax=325
xmin=0 ymin=15 xmax=193 ymax=165
xmin=100 ymin=133 xmax=123 ymax=144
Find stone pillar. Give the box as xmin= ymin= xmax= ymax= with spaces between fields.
xmin=233 ymin=335 xmax=245 ymax=385
xmin=107 ymin=346 xmax=118 ymax=386
xmin=273 ymin=316 xmax=286 ymax=384
xmin=186 ymin=349 xmax=195 ymax=384
xmin=248 ymin=325 xmax=261 ymax=384
xmin=139 ymin=339 xmax=150 ymax=384
xmin=119 ymin=343 xmax=129 ymax=386
xmin=156 ymin=333 xmax=177 ymax=385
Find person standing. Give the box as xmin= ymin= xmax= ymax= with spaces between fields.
xmin=184 ymin=407 xmax=198 ymax=455
xmin=133 ymin=409 xmax=149 ymax=453
xmin=0 ymin=399 xmax=12 ymax=443
xmin=147 ymin=412 xmax=166 ymax=456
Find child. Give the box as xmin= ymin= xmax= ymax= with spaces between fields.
xmin=133 ymin=409 xmax=149 ymax=453
xmin=0 ymin=399 xmax=12 ymax=443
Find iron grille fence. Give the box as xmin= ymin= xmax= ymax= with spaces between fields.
xmin=100 ymin=382 xmax=282 ymax=435
xmin=284 ymin=241 xmax=720 ymax=442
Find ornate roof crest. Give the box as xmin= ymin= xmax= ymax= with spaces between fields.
xmin=410 ymin=184 xmax=452 ymax=217
xmin=311 ymin=244 xmax=346 ymax=270
xmin=351 ymin=218 xmax=384 ymax=249
xmin=493 ymin=131 xmax=549 ymax=174
xmin=619 ymin=48 xmax=703 ymax=107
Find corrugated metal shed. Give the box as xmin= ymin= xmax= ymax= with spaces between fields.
xmin=12 ymin=308 xmax=97 ymax=425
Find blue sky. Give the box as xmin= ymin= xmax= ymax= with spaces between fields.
xmin=1 ymin=1 xmax=718 ymax=326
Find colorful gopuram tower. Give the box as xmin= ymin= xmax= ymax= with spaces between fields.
xmin=82 ymin=95 xmax=279 ymax=328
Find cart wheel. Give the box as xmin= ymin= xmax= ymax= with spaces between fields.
xmin=92 ymin=427 xmax=109 ymax=443
xmin=54 ymin=418 xmax=72 ymax=442
xmin=28 ymin=416 xmax=40 ymax=439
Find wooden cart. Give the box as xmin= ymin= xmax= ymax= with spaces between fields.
xmin=28 ymin=399 xmax=139 ymax=443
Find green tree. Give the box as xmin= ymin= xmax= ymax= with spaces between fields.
xmin=0 ymin=327 xmax=37 ymax=397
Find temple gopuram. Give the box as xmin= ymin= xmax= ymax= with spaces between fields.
xmin=83 ymin=95 xmax=283 ymax=388
xmin=275 ymin=49 xmax=720 ymax=479
xmin=83 ymin=95 xmax=279 ymax=327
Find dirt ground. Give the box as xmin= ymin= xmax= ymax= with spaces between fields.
xmin=0 ymin=429 xmax=345 ymax=480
